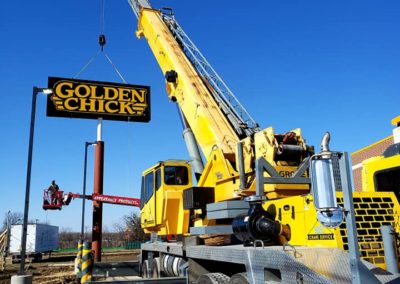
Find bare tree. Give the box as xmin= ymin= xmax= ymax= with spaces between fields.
xmin=114 ymin=211 xmax=148 ymax=242
xmin=1 ymin=211 xmax=23 ymax=232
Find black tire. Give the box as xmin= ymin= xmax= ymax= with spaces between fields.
xmin=228 ymin=273 xmax=249 ymax=284
xmin=196 ymin=272 xmax=230 ymax=284
xmin=150 ymin=257 xmax=160 ymax=278
xmin=142 ymin=259 xmax=149 ymax=279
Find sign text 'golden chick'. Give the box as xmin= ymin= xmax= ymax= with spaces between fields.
xmin=47 ymin=77 xmax=151 ymax=122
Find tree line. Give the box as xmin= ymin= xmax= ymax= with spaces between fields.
xmin=2 ymin=211 xmax=148 ymax=249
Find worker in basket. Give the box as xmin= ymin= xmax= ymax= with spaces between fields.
xmin=47 ymin=180 xmax=60 ymax=205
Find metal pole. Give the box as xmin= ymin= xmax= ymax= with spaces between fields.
xmin=19 ymin=87 xmax=38 ymax=275
xmin=92 ymin=118 xmax=104 ymax=262
xmin=339 ymin=152 xmax=380 ymax=284
xmin=381 ymin=225 xmax=399 ymax=275
xmin=6 ymin=211 xmax=10 ymax=256
xmin=97 ymin=117 xmax=103 ymax=141
xmin=237 ymin=142 xmax=246 ymax=190
xmin=81 ymin=143 xmax=90 ymax=242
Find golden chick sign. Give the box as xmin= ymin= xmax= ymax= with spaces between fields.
xmin=47 ymin=77 xmax=150 ymax=122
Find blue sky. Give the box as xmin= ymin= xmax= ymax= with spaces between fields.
xmin=1 ymin=0 xmax=399 ymax=232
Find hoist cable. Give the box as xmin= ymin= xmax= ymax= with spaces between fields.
xmin=100 ymin=0 xmax=105 ymax=35
xmin=73 ymin=50 xmax=101 ymax=79
xmin=104 ymin=52 xmax=128 ymax=84
xmin=72 ymin=0 xmax=128 ymax=83
xmin=98 ymin=0 xmax=128 ymax=83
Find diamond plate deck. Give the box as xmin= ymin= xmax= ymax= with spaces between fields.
xmin=141 ymin=242 xmax=400 ymax=283
xmin=185 ymin=245 xmax=399 ymax=284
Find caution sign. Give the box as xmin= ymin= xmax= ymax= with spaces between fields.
xmin=47 ymin=77 xmax=150 ymax=122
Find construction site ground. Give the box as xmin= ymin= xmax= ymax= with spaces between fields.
xmin=0 ymin=249 xmax=140 ymax=284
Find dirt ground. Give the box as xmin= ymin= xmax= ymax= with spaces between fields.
xmin=0 ymin=250 xmax=140 ymax=284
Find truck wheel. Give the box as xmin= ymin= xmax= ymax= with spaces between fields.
xmin=151 ymin=257 xmax=161 ymax=278
xmin=142 ymin=260 xmax=149 ymax=279
xmin=229 ymin=273 xmax=249 ymax=284
xmin=197 ymin=272 xmax=230 ymax=284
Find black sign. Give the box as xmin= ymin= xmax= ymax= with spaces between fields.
xmin=47 ymin=77 xmax=150 ymax=122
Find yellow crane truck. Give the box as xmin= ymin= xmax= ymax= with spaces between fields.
xmin=128 ymin=1 xmax=400 ymax=283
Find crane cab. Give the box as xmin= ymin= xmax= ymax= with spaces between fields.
xmin=362 ymin=154 xmax=400 ymax=201
xmin=140 ymin=160 xmax=192 ymax=235
xmin=361 ymin=116 xmax=400 ymax=201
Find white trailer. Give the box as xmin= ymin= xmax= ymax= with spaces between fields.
xmin=10 ymin=224 xmax=59 ymax=262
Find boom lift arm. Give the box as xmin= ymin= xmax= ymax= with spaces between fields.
xmin=65 ymin=192 xmax=140 ymax=207
xmin=42 ymin=190 xmax=140 ymax=210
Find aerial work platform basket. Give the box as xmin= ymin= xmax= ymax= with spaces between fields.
xmin=42 ymin=190 xmax=64 ymax=210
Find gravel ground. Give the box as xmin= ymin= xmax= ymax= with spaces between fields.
xmin=0 ymin=250 xmax=140 ymax=284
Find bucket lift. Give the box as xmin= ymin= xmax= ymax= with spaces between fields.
xmin=42 ymin=190 xmax=64 ymax=210
xmin=42 ymin=190 xmax=140 ymax=210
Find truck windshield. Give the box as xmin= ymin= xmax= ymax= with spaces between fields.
xmin=164 ymin=166 xmax=188 ymax=185
xmin=374 ymin=167 xmax=400 ymax=201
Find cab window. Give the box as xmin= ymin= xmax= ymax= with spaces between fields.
xmin=140 ymin=176 xmax=145 ymax=209
xmin=156 ymin=168 xmax=162 ymax=191
xmin=375 ymin=167 xmax=400 ymax=201
xmin=164 ymin=166 xmax=189 ymax=185
xmin=145 ymin=172 xmax=154 ymax=203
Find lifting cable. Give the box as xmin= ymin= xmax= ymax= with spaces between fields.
xmin=73 ymin=0 xmax=128 ymax=84
xmin=72 ymin=0 xmax=133 ymax=199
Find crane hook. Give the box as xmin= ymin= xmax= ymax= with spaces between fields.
xmin=99 ymin=34 xmax=106 ymax=51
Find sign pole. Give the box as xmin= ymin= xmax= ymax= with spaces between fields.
xmin=19 ymin=88 xmax=38 ymax=277
xmin=92 ymin=118 xmax=104 ymax=262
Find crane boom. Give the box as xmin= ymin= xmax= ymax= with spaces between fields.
xmin=128 ymin=0 xmax=151 ymax=18
xmin=161 ymin=12 xmax=260 ymax=138
xmin=128 ymin=0 xmax=311 ymax=201
xmin=130 ymin=3 xmax=238 ymax=155
xmin=129 ymin=0 xmax=259 ymax=142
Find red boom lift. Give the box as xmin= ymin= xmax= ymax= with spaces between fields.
xmin=42 ymin=190 xmax=140 ymax=210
